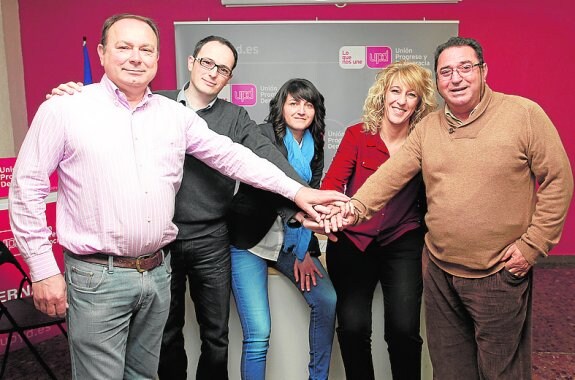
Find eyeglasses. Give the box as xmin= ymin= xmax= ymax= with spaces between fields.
xmin=194 ymin=57 xmax=232 ymax=78
xmin=437 ymin=62 xmax=483 ymax=81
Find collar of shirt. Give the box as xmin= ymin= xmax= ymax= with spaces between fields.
xmin=444 ymin=103 xmax=479 ymax=126
xmin=176 ymin=81 xmax=217 ymax=112
xmin=101 ymin=74 xmax=153 ymax=110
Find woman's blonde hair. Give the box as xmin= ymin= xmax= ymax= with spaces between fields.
xmin=362 ymin=61 xmax=437 ymax=134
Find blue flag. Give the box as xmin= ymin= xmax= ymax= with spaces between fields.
xmin=83 ymin=36 xmax=93 ymax=85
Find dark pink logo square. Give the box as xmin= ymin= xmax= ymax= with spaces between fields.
xmin=366 ymin=46 xmax=392 ymax=69
xmin=231 ymin=84 xmax=257 ymax=106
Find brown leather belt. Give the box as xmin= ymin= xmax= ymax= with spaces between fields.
xmin=66 ymin=249 xmax=165 ymax=272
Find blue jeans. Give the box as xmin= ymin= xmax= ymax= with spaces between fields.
xmin=64 ymin=251 xmax=171 ymax=380
xmin=231 ymin=246 xmax=337 ymax=380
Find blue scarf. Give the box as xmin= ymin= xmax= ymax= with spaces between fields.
xmin=282 ymin=128 xmax=314 ymax=261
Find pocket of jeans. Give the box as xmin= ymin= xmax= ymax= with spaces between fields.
xmin=500 ymin=267 xmax=528 ymax=286
xmin=67 ymin=265 xmax=105 ymax=291
xmin=163 ymin=252 xmax=172 ymax=275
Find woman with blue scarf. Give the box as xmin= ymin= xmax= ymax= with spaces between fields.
xmin=227 ymin=78 xmax=336 ymax=380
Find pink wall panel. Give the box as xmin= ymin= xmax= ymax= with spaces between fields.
xmin=17 ymin=0 xmax=575 ymax=253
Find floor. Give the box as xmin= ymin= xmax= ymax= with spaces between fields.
xmin=1 ymin=263 xmax=574 ymax=380
xmin=532 ymin=263 xmax=575 ymax=379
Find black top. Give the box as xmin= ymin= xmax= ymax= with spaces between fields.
xmin=227 ymin=123 xmax=323 ymax=256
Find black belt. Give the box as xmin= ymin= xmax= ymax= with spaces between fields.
xmin=66 ymin=249 xmax=165 ymax=272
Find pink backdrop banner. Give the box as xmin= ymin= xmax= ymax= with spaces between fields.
xmin=0 ymin=157 xmax=58 ymax=198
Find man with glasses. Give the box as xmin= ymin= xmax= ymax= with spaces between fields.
xmin=340 ymin=36 xmax=573 ymax=378
xmin=156 ymin=36 xmax=309 ymax=380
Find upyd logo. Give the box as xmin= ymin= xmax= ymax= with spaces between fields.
xmin=366 ymin=46 xmax=392 ymax=69
xmin=339 ymin=46 xmax=392 ymax=70
xmin=231 ymin=84 xmax=257 ymax=106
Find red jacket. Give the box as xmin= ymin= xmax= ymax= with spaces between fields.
xmin=321 ymin=123 xmax=425 ymax=251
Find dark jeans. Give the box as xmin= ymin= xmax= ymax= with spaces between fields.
xmin=158 ymin=225 xmax=231 ymax=380
xmin=424 ymin=249 xmax=532 ymax=380
xmin=327 ymin=228 xmax=424 ymax=380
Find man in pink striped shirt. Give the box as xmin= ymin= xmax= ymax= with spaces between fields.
xmin=8 ymin=14 xmax=346 ymax=379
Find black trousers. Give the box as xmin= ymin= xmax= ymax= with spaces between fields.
xmin=327 ymin=228 xmax=424 ymax=380
xmin=158 ymin=225 xmax=231 ymax=380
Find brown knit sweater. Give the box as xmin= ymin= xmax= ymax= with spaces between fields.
xmin=352 ymin=86 xmax=573 ymax=278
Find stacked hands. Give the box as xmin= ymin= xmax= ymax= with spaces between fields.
xmin=291 ymin=188 xmax=364 ymax=240
xmin=303 ymin=201 xmax=356 ymax=239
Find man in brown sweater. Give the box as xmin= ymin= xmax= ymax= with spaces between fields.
xmin=347 ymin=37 xmax=573 ymax=379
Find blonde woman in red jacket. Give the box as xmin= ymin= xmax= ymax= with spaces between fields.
xmin=320 ymin=61 xmax=436 ymax=380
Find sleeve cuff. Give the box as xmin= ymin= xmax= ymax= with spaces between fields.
xmin=350 ymin=198 xmax=368 ymax=225
xmin=515 ymin=239 xmax=544 ymax=265
xmin=27 ymin=251 xmax=62 ymax=282
xmin=283 ymin=181 xmax=304 ymax=202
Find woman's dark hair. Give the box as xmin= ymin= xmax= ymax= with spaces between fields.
xmin=265 ymin=78 xmax=326 ymax=152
